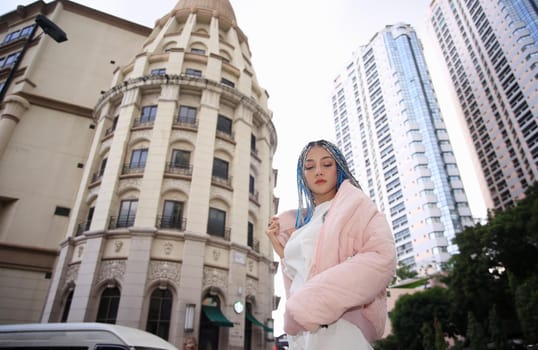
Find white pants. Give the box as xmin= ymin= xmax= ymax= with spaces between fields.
xmin=288 ymin=318 xmax=373 ymax=350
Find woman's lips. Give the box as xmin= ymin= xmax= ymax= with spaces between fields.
xmin=315 ymin=179 xmax=326 ymax=184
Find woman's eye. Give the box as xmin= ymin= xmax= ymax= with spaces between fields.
xmin=323 ymin=163 xmax=333 ymax=167
xmin=304 ymin=166 xmax=314 ymax=171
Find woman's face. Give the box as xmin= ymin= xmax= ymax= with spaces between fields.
xmin=303 ymin=146 xmax=338 ymax=204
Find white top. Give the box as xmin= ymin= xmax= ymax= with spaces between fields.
xmin=284 ymin=200 xmax=331 ymax=295
xmin=282 ymin=200 xmax=372 ymax=350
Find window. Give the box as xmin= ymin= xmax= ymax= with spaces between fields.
xmin=4 ymin=52 xmax=21 ymax=67
xmin=247 ymin=222 xmax=254 ymax=248
xmin=212 ymin=158 xmax=228 ymax=180
xmin=98 ymin=157 xmax=107 ymax=177
xmin=96 ymin=287 xmax=120 ymax=324
xmin=150 ymin=68 xmax=166 ymax=76
xmin=221 ymin=78 xmax=235 ymax=88
xmin=60 ymin=290 xmax=74 ymax=322
xmin=161 ymin=200 xmax=184 ymax=230
xmin=84 ymin=207 xmax=95 ymax=231
xmin=207 ymin=207 xmax=226 ymax=237
xmin=146 ymin=288 xmax=172 ymax=340
xmin=191 ymin=48 xmax=206 ymax=54
xmin=171 ymin=149 xmax=190 ymax=169
xmin=185 ymin=68 xmax=202 ymax=77
xmin=117 ymin=199 xmax=137 ymax=228
xmin=178 ymin=106 xmax=197 ymax=125
xmin=2 ymin=25 xmax=34 ymax=44
xmin=217 ymin=115 xmax=232 ymax=135
xmin=140 ymin=105 xmax=157 ymax=124
xmin=129 ymin=148 xmax=148 ymax=169
xmin=249 ymin=175 xmax=255 ymax=195
xmin=250 ymin=134 xmax=257 ymax=153
xmin=106 ymin=115 xmax=118 ymax=136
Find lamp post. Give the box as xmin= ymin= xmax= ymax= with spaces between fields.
xmin=0 ymin=14 xmax=67 ymax=103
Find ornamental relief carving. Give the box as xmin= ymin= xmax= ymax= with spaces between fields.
xmin=97 ymin=260 xmax=126 ymax=284
xmin=147 ymin=261 xmax=181 ymax=284
xmin=64 ymin=264 xmax=80 ymax=286
xmin=245 ymin=277 xmax=257 ymax=296
xmin=203 ymin=266 xmax=228 ymax=291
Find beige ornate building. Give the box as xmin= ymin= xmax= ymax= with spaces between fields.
xmin=0 ymin=1 xmax=278 ymax=349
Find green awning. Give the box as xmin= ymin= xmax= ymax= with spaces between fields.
xmin=246 ymin=311 xmax=273 ymax=332
xmin=202 ymin=305 xmax=234 ymax=327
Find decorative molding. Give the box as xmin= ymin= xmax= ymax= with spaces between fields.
xmin=97 ymin=260 xmax=126 ymax=284
xmin=147 ymin=260 xmax=181 ymax=284
xmin=202 ymin=266 xmax=227 ymax=290
xmin=65 ymin=264 xmax=80 ymax=285
xmin=245 ymin=277 xmax=257 ymax=296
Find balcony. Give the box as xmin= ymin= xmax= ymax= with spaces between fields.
xmin=157 ymin=216 xmax=186 ymax=231
xmin=109 ymin=216 xmax=135 ymax=229
xmin=248 ymin=239 xmax=260 ymax=253
xmin=165 ymin=163 xmax=193 ymax=176
xmin=211 ymin=175 xmax=232 ymax=188
xmin=249 ymin=191 xmax=259 ymax=204
xmin=132 ymin=118 xmax=155 ymax=128
xmin=75 ymin=221 xmax=91 ymax=236
xmin=173 ymin=119 xmax=198 ymax=130
xmin=122 ymin=163 xmax=145 ymax=175
xmin=208 ymin=227 xmax=231 ymax=241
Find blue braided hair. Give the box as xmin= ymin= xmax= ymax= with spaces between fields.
xmin=295 ymin=139 xmax=361 ymax=228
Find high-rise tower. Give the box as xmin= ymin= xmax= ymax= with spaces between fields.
xmin=1 ymin=1 xmax=278 ymax=349
xmin=430 ymin=0 xmax=538 ymax=210
xmin=331 ymin=24 xmax=474 ymax=273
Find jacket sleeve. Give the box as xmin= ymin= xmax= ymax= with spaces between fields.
xmin=285 ymin=204 xmax=396 ymax=332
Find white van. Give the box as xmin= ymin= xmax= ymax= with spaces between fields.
xmin=0 ymin=322 xmax=179 ymax=350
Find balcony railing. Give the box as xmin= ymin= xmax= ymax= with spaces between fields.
xmin=90 ymin=172 xmax=103 ymax=183
xmin=208 ymin=227 xmax=231 ymax=241
xmin=173 ymin=119 xmax=198 ymax=129
xmin=211 ymin=175 xmax=232 ymax=187
xmin=248 ymin=239 xmax=260 ymax=253
xmin=109 ymin=216 xmax=135 ymax=229
xmin=75 ymin=221 xmax=92 ymax=236
xmin=132 ymin=118 xmax=155 ymax=128
xmin=122 ymin=163 xmax=145 ymax=175
xmin=104 ymin=126 xmax=115 ymax=137
xmin=165 ymin=163 xmax=193 ymax=176
xmin=249 ymin=191 xmax=259 ymax=203
xmin=157 ymin=216 xmax=186 ymax=231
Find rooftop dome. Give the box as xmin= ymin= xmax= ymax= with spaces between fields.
xmin=174 ymin=0 xmax=237 ymax=23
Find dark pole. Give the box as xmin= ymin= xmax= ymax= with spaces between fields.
xmin=0 ymin=14 xmax=67 ymax=104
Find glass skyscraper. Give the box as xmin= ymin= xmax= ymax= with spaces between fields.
xmin=331 ymin=24 xmax=474 ymax=273
xmin=430 ymin=0 xmax=538 ymax=210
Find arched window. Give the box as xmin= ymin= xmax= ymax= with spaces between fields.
xmin=96 ymin=287 xmax=120 ymax=324
xmin=146 ymin=288 xmax=173 ymax=340
xmin=60 ymin=289 xmax=73 ymax=322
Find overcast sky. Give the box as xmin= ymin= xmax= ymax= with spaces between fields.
xmin=1 ymin=0 xmax=488 ymax=336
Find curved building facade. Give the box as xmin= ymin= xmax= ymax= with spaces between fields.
xmin=41 ymin=1 xmax=278 ymax=349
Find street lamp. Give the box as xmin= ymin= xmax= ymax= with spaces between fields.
xmin=0 ymin=14 xmax=67 ymax=103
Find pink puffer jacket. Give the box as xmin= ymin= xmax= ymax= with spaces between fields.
xmin=277 ymin=180 xmax=397 ymax=342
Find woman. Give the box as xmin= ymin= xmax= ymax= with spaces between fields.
xmin=266 ymin=140 xmax=397 ymax=349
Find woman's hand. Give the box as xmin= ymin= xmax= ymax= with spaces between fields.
xmin=266 ymin=216 xmax=284 ymax=258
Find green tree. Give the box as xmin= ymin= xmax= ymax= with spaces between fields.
xmin=444 ymin=182 xmax=538 ymax=341
xmin=421 ymin=322 xmax=434 ymax=350
xmin=434 ymin=318 xmax=447 ymax=350
xmin=390 ymin=287 xmax=451 ymax=350
xmin=513 ymin=273 xmax=538 ymax=344
xmin=488 ymin=305 xmax=508 ymax=350
xmin=466 ymin=312 xmax=487 ymax=350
